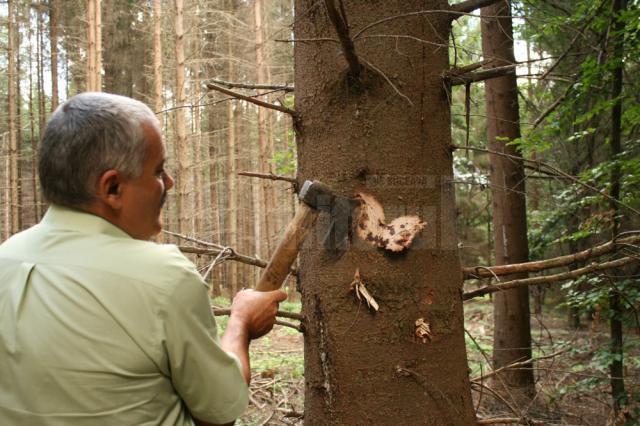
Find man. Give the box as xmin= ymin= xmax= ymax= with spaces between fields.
xmin=0 ymin=92 xmax=286 ymax=425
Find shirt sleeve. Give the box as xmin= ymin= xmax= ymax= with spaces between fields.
xmin=162 ymin=269 xmax=248 ymax=424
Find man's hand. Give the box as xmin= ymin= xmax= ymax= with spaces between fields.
xmin=219 ymin=289 xmax=287 ymax=385
xmin=229 ymin=289 xmax=288 ymax=339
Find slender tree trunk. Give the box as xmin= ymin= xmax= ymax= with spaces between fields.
xmin=254 ymin=0 xmax=274 ymax=254
xmin=226 ymin=26 xmax=239 ymax=296
xmin=608 ymin=0 xmax=627 ymax=413
xmin=296 ymin=1 xmax=475 ymax=423
xmin=481 ymin=0 xmax=534 ymax=398
xmin=153 ymin=0 xmax=163 ymax=114
xmin=174 ymin=0 xmax=190 ymax=234
xmin=27 ymin=13 xmax=40 ymax=225
xmin=7 ymin=0 xmax=21 ymax=235
xmin=50 ymin=0 xmax=60 ymax=110
xmin=95 ymin=0 xmax=102 ymax=90
xmin=86 ymin=0 xmax=96 ymax=90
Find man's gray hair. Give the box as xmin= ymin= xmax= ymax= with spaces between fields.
xmin=39 ymin=92 xmax=159 ymax=207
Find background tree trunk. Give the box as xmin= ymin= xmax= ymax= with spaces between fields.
xmin=295 ymin=1 xmax=475 ymax=423
xmin=608 ymin=0 xmax=627 ymax=413
xmin=7 ymin=0 xmax=21 ymax=235
xmin=174 ymin=0 xmax=191 ymax=234
xmin=481 ymin=0 xmax=535 ymax=398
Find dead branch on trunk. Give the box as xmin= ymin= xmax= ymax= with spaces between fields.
xmin=532 ymin=81 xmax=573 ymax=128
xmin=166 ymin=230 xmax=298 ymax=276
xmin=463 ymin=256 xmax=637 ymax=301
xmin=463 ymin=234 xmax=640 ymax=279
xmin=209 ymin=79 xmax=294 ymax=92
xmin=206 ymin=82 xmax=297 ymax=117
xmin=213 ymin=308 xmax=304 ymax=332
xmin=471 ymin=348 xmax=569 ymax=382
xmin=445 ymin=64 xmax=516 ymax=86
xmin=238 ymin=171 xmax=297 ymax=185
xmin=452 ymin=145 xmax=640 ymax=216
xmin=450 ymin=0 xmax=503 ymax=15
xmin=324 ymin=0 xmax=362 ymax=79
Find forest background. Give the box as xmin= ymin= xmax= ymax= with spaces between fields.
xmin=0 ymin=0 xmax=639 ymax=424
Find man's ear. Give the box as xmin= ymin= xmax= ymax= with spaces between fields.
xmin=97 ymin=169 xmax=124 ymax=209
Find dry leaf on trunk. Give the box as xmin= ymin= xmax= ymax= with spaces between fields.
xmin=354 ymin=192 xmax=427 ymax=252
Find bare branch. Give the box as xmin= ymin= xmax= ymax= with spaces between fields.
xmin=212 ymin=308 xmax=303 ymax=321
xmin=206 ymin=82 xmax=297 ymax=117
xmin=463 ymin=257 xmax=638 ymax=301
xmin=463 ymin=235 xmax=640 ymax=279
xmin=532 ymin=81 xmax=574 ymax=128
xmin=324 ymin=0 xmax=362 ymax=78
xmin=452 ymin=145 xmax=640 ymax=216
xmin=450 ymin=0 xmax=503 ymax=15
xmin=445 ymin=64 xmax=516 ymax=86
xmin=238 ymin=171 xmax=297 ymax=185
xmin=471 ymin=348 xmax=569 ymax=382
xmin=209 ymin=79 xmax=294 ymax=92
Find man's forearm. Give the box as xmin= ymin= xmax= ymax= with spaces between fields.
xmin=220 ymin=317 xmax=251 ymax=384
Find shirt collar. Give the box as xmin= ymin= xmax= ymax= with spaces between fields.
xmin=41 ymin=204 xmax=132 ymax=240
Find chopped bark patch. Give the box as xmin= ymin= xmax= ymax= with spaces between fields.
xmin=354 ymin=192 xmax=427 ymax=252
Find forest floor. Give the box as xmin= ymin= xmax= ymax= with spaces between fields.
xmin=213 ymin=298 xmax=639 ymax=425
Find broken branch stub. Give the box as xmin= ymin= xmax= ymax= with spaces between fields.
xmin=354 ymin=192 xmax=427 ymax=252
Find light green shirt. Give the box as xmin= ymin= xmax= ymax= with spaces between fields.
xmin=0 ymin=205 xmax=248 ymax=425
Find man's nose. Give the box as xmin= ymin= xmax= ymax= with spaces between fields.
xmin=164 ymin=172 xmax=175 ymax=190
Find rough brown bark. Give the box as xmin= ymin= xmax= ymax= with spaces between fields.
xmin=295 ymin=1 xmax=475 ymax=423
xmin=481 ymin=0 xmax=534 ymax=396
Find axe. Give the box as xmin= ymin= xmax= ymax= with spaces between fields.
xmin=255 ymin=180 xmax=358 ymax=292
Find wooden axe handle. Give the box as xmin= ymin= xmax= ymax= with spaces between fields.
xmin=255 ymin=203 xmax=319 ymax=291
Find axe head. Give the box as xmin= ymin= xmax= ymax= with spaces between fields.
xmin=298 ymin=180 xmax=360 ymax=256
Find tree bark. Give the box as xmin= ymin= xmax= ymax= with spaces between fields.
xmin=481 ymin=0 xmax=534 ymax=397
xmin=7 ymin=0 xmax=21 ymax=235
xmin=295 ymin=1 xmax=475 ymax=423
xmin=50 ymin=0 xmax=60 ymax=110
xmin=174 ymin=0 xmax=191 ymax=234
xmin=254 ymin=0 xmax=275 ymax=255
xmin=226 ymin=7 xmax=239 ymax=296
xmin=608 ymin=0 xmax=627 ymax=413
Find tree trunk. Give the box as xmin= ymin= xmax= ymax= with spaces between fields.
xmin=7 ymin=0 xmax=21 ymax=235
xmin=174 ymin=0 xmax=190 ymax=234
xmin=153 ymin=0 xmax=163 ymax=114
xmin=295 ymin=1 xmax=475 ymax=423
xmin=50 ymin=0 xmax=60 ymax=110
xmin=254 ymin=0 xmax=274 ymax=254
xmin=86 ymin=0 xmax=96 ymax=90
xmin=481 ymin=0 xmax=534 ymax=398
xmin=608 ymin=0 xmax=627 ymax=413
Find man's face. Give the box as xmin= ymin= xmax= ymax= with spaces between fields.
xmin=119 ymin=123 xmax=174 ymax=240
